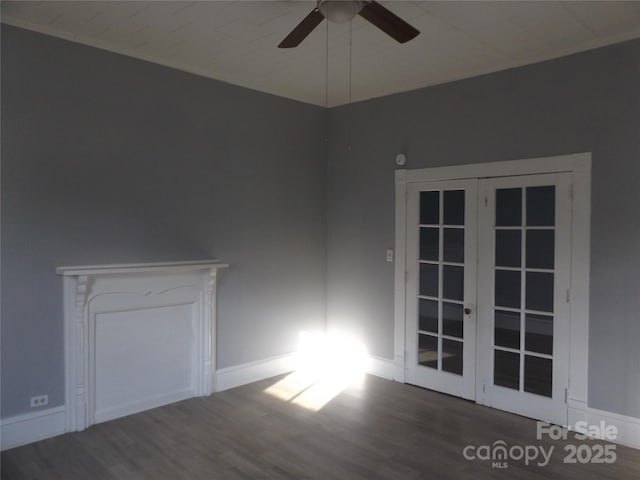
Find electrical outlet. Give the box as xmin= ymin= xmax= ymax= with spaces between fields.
xmin=30 ymin=395 xmax=48 ymax=408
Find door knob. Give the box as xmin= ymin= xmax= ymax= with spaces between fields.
xmin=464 ymin=307 xmax=472 ymax=315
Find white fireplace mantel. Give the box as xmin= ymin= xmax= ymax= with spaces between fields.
xmin=58 ymin=260 xmax=227 ymax=432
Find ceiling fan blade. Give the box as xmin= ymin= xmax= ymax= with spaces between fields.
xmin=278 ymin=8 xmax=325 ymax=48
xmin=358 ymin=1 xmax=419 ymax=44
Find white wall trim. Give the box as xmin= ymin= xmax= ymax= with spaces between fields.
xmin=0 ymin=407 xmax=65 ymax=451
xmin=567 ymin=402 xmax=640 ymax=450
xmin=583 ymin=408 xmax=640 ymax=450
xmin=402 ymin=153 xmax=590 ymax=183
xmin=365 ymin=355 xmax=397 ymax=381
xmin=394 ymin=153 xmax=591 ymax=426
xmin=587 ymin=408 xmax=640 ymax=449
xmin=215 ymin=352 xmax=299 ymax=392
xmin=393 ymin=170 xmax=408 ymax=383
xmin=93 ymin=388 xmax=195 ymax=425
xmin=215 ymin=351 xmax=398 ymax=389
xmin=568 ymin=165 xmax=591 ymax=410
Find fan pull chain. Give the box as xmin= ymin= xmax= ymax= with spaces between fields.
xmin=325 ymin=10 xmax=329 ymax=143
xmin=348 ymin=18 xmax=353 ymax=151
xmin=325 ymin=13 xmax=329 ymax=110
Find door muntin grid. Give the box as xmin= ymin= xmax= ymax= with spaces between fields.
xmin=493 ymin=186 xmax=555 ymax=397
xmin=418 ymin=189 xmax=465 ymax=376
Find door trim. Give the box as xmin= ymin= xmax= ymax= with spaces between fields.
xmin=394 ymin=152 xmax=591 ymax=426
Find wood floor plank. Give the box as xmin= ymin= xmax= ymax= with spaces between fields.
xmin=2 ymin=374 xmax=639 ymax=479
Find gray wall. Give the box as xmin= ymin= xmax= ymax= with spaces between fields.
xmin=327 ymin=39 xmax=640 ymax=418
xmin=1 ymin=26 xmax=327 ymax=418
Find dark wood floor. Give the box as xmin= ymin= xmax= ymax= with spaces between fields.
xmin=2 ymin=374 xmax=639 ymax=479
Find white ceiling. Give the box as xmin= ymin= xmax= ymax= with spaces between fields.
xmin=3 ymin=1 xmax=640 ymax=106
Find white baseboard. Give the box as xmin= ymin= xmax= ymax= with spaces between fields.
xmin=365 ymin=355 xmax=397 ymax=380
xmin=8 ymin=357 xmax=635 ymax=453
xmin=566 ymin=397 xmax=639 ymax=450
xmin=0 ymin=352 xmax=388 ymax=450
xmin=1 ymin=406 xmax=65 ymax=451
xmin=215 ymin=352 xmax=299 ymax=392
xmin=585 ymin=407 xmax=640 ymax=450
xmin=215 ymin=352 xmax=398 ymax=393
xmin=94 ymin=388 xmax=194 ymax=424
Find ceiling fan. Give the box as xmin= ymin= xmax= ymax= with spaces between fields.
xmin=278 ymin=0 xmax=420 ymax=48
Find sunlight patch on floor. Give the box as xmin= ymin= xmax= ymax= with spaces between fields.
xmin=264 ymin=331 xmax=367 ymax=411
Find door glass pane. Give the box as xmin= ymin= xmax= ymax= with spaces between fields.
xmin=526 ymin=230 xmax=554 ymax=269
xmin=420 ymin=191 xmax=439 ymax=225
xmin=443 ymin=302 xmax=463 ymax=338
xmin=443 ymin=228 xmax=464 ymax=263
xmin=495 ymin=270 xmax=521 ymax=309
xmin=496 ymin=188 xmax=522 ymax=226
xmin=525 ymin=314 xmax=553 ymax=355
xmin=443 ymin=190 xmax=465 ymax=225
xmin=525 ymin=272 xmax=554 ymax=312
xmin=419 ymin=299 xmax=438 ymax=333
xmin=495 ymin=230 xmax=521 ymax=267
xmin=419 ymin=263 xmax=438 ymax=297
xmin=494 ymin=350 xmax=520 ymax=390
xmin=526 ymin=186 xmax=555 ymax=226
xmin=495 ymin=310 xmax=520 ymax=349
xmin=418 ymin=334 xmax=438 ymax=369
xmin=443 ymin=265 xmax=463 ymax=301
xmin=442 ymin=339 xmax=463 ymax=375
xmin=420 ymin=227 xmax=439 ymax=261
xmin=524 ymin=355 xmax=552 ymax=397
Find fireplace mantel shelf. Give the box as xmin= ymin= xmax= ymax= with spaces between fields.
xmin=57 ymin=259 xmax=228 ymax=276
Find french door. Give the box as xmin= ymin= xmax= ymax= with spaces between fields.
xmin=405 ymin=173 xmax=571 ymax=425
xmin=405 ymin=180 xmax=477 ymax=400
xmin=476 ymin=173 xmax=571 ymax=425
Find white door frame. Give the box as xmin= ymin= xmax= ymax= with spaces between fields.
xmin=394 ymin=153 xmax=591 ymax=426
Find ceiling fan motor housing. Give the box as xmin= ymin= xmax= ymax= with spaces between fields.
xmin=318 ymin=0 xmax=364 ymax=24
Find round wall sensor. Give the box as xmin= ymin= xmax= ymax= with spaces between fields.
xmin=395 ymin=153 xmax=407 ymax=166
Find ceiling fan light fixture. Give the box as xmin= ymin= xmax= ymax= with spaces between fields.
xmin=318 ymin=0 xmax=364 ymax=24
xmin=278 ymin=0 xmax=419 ymax=48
